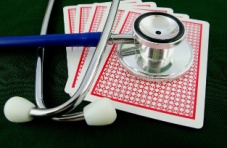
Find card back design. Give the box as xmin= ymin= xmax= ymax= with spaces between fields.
xmin=68 ymin=8 xmax=77 ymax=33
xmin=72 ymin=6 xmax=109 ymax=88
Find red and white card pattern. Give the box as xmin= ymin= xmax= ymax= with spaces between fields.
xmin=64 ymin=5 xmax=93 ymax=94
xmin=63 ymin=3 xmax=209 ymax=128
xmin=69 ymin=4 xmax=111 ymax=94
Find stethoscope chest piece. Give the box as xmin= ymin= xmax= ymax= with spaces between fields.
xmin=117 ymin=12 xmax=193 ymax=81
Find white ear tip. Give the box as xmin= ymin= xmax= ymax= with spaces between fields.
xmin=4 ymin=96 xmax=35 ymax=123
xmin=83 ymin=98 xmax=117 ymax=126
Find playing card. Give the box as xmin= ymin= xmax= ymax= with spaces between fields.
xmin=84 ymin=10 xmax=209 ymax=129
xmin=63 ymin=4 xmax=92 ymax=75
xmin=63 ymin=6 xmax=77 ymax=77
xmin=64 ymin=4 xmax=93 ymax=94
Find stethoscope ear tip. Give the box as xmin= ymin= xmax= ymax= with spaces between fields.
xmin=83 ymin=98 xmax=117 ymax=126
xmin=4 ymin=96 xmax=35 ymax=123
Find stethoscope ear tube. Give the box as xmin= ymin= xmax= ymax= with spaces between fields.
xmin=0 ymin=32 xmax=102 ymax=48
xmin=35 ymin=0 xmax=55 ymax=109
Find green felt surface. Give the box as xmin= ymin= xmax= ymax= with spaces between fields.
xmin=0 ymin=0 xmax=226 ymax=147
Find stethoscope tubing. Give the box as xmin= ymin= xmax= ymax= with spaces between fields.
xmin=35 ymin=0 xmax=55 ymax=109
xmin=30 ymin=0 xmax=120 ymax=120
xmin=0 ymin=32 xmax=102 ymax=48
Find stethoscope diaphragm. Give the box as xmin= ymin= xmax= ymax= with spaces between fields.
xmin=117 ymin=12 xmax=193 ymax=81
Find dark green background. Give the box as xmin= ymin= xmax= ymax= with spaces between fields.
xmin=0 ymin=0 xmax=226 ymax=147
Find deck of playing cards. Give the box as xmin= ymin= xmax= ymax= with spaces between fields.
xmin=63 ymin=0 xmax=209 ymax=129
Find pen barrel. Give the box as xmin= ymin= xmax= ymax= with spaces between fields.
xmin=0 ymin=32 xmax=102 ymax=48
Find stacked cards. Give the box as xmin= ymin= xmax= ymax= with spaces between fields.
xmin=63 ymin=0 xmax=209 ymax=128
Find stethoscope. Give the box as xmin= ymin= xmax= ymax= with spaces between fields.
xmin=2 ymin=0 xmax=193 ymax=125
